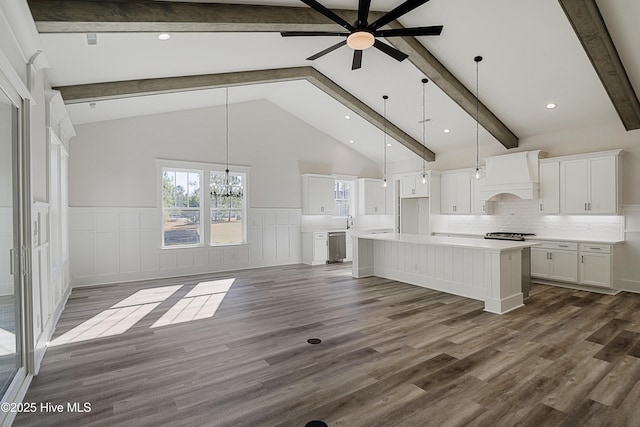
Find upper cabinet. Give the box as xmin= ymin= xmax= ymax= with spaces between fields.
xmin=539 ymin=161 xmax=560 ymax=214
xmin=301 ymin=174 xmax=335 ymax=215
xmin=560 ymin=150 xmax=623 ymax=214
xmin=440 ymin=171 xmax=471 ymax=214
xmin=470 ymin=177 xmax=494 ymax=215
xmin=358 ymin=178 xmax=390 ymax=215
xmin=400 ymin=173 xmax=429 ymax=198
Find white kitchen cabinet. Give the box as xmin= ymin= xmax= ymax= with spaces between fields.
xmin=440 ymin=171 xmax=471 ymax=214
xmin=301 ymin=174 xmax=335 ymax=215
xmin=560 ymin=151 xmax=621 ymax=214
xmin=538 ymin=161 xmax=560 ymax=214
xmin=531 ymin=242 xmax=578 ymax=283
xmin=358 ymin=178 xmax=389 ymax=214
xmin=400 ymin=173 xmax=429 ymax=198
xmin=301 ymin=231 xmax=327 ymax=265
xmin=579 ymin=244 xmax=612 ymax=288
xmin=470 ymin=177 xmax=493 ymax=215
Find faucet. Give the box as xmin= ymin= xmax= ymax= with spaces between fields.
xmin=347 ymin=215 xmax=353 ymax=230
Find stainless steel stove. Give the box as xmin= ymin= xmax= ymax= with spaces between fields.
xmin=484 ymin=232 xmax=536 ymax=241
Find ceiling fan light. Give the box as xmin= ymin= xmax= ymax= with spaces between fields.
xmin=347 ymin=32 xmax=375 ymax=50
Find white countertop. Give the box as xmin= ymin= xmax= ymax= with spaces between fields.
xmin=355 ymin=233 xmax=540 ymax=251
xmin=432 ymin=231 xmax=624 ymax=245
xmin=301 ymin=228 xmax=394 ymax=234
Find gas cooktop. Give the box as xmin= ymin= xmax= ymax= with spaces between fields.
xmin=484 ymin=232 xmax=536 ymax=241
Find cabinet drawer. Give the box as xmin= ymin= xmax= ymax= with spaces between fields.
xmin=579 ymin=243 xmax=611 ymax=254
xmin=534 ymin=241 xmax=578 ymax=251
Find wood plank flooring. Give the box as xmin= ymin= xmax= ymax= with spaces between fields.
xmin=13 ymin=263 xmax=640 ymax=426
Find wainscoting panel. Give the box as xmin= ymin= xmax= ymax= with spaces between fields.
xmin=69 ymin=207 xmax=302 ymax=286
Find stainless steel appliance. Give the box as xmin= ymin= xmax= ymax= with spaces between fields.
xmin=327 ymin=231 xmax=346 ymax=263
xmin=484 ymin=232 xmax=535 ymax=299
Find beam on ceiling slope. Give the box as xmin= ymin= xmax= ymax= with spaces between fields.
xmin=29 ymin=0 xmax=519 ymax=150
xmin=54 ymin=66 xmax=436 ymax=161
xmin=558 ymin=0 xmax=640 ymax=131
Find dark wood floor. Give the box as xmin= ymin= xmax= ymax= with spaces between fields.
xmin=14 ymin=263 xmax=640 ymax=427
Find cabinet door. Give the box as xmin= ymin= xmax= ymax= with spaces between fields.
xmin=561 ymin=159 xmax=589 ymax=213
xmin=549 ymin=250 xmax=578 ymax=282
xmin=313 ymin=234 xmax=327 ymax=264
xmin=539 ymin=162 xmax=560 ymax=214
xmin=580 ymin=253 xmax=611 ymax=288
xmin=440 ymin=174 xmax=456 ymax=214
xmin=307 ymin=176 xmax=335 ymax=215
xmin=589 ymin=156 xmax=616 ymax=213
xmin=455 ymin=173 xmax=471 ymax=214
xmin=470 ymin=177 xmax=492 ymax=214
xmin=531 ymin=248 xmax=551 ymax=278
xmin=415 ymin=175 xmax=429 ymax=197
xmin=401 ymin=176 xmax=416 ymax=198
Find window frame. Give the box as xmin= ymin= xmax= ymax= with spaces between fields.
xmin=157 ymin=160 xmax=249 ymax=249
xmin=333 ymin=178 xmax=355 ymax=219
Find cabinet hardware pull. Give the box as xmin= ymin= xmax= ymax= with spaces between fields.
xmin=559 ymin=245 xmax=568 ymax=248
xmin=585 ymin=203 xmax=587 ymax=211
xmin=9 ymin=249 xmax=14 ymax=275
xmin=588 ymin=203 xmax=592 ymax=210
xmin=581 ymin=255 xmax=584 ymax=263
xmin=540 ymin=204 xmax=543 ymax=211
xmin=589 ymin=247 xmax=600 ymax=250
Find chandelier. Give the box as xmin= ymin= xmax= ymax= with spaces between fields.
xmin=211 ymin=87 xmax=243 ymax=205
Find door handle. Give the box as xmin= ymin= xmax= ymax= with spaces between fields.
xmin=9 ymin=249 xmax=14 ymax=275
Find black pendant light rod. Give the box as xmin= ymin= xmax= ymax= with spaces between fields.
xmin=383 ymin=95 xmax=388 ymax=186
xmin=421 ymin=78 xmax=428 ymax=178
xmin=474 ymin=56 xmax=482 ymax=173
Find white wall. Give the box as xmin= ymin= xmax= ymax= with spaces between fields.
xmin=68 ymin=100 xmax=382 ymax=285
xmin=69 ymin=100 xmax=381 ymax=208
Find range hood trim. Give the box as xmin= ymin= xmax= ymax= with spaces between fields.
xmin=479 ymin=150 xmax=546 ymax=200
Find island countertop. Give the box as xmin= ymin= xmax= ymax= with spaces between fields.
xmin=355 ymin=233 xmax=540 ymax=251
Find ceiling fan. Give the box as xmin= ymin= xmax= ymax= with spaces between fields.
xmin=281 ymin=0 xmax=443 ymax=70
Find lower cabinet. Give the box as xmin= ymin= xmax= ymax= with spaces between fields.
xmin=579 ymin=244 xmax=612 ymax=288
xmin=531 ymin=241 xmax=614 ymax=289
xmin=302 ymin=232 xmax=327 ymax=265
xmin=531 ymin=244 xmax=578 ymax=283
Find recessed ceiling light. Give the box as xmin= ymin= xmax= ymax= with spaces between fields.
xmin=386 ymin=143 xmax=392 ymax=147
xmin=344 ymin=115 xmax=351 ymax=119
xmin=158 ymin=33 xmax=172 ymax=41
xmin=443 ymin=129 xmax=451 ymax=134
xmin=349 ymin=140 xmax=354 ymax=144
xmin=546 ymin=103 xmax=557 ymax=109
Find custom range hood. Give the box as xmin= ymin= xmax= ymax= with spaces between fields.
xmin=479 ymin=150 xmax=546 ymax=200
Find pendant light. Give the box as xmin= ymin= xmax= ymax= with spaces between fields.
xmin=421 ymin=78 xmax=428 ymax=184
xmin=382 ymin=95 xmax=389 ymax=188
xmin=211 ymin=87 xmax=243 ymax=204
xmin=471 ymin=55 xmax=485 ymax=180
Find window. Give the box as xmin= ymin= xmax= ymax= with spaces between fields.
xmin=160 ymin=161 xmax=248 ymax=248
xmin=334 ymin=180 xmax=353 ymax=217
xmin=210 ymin=171 xmax=245 ymax=245
xmin=162 ymin=168 xmax=202 ymax=247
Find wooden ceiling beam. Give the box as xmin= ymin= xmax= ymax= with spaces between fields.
xmin=54 ymin=66 xmax=436 ymax=161
xmin=29 ymin=0 xmax=518 ymax=151
xmin=558 ymin=0 xmax=640 ymax=131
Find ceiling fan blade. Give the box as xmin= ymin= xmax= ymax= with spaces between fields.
xmin=281 ymin=31 xmax=349 ymax=37
xmin=300 ymin=0 xmax=355 ymax=31
xmin=306 ymin=40 xmax=347 ymax=60
xmin=357 ymin=0 xmax=372 ymax=27
xmin=352 ymin=50 xmax=363 ymax=70
xmin=368 ymin=0 xmax=431 ymax=30
xmin=373 ymin=39 xmax=409 ymax=62
xmin=375 ymin=25 xmax=443 ymax=38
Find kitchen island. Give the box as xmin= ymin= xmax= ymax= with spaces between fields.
xmin=352 ymin=234 xmax=539 ymax=314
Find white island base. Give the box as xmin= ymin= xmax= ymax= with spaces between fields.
xmin=352 ymin=234 xmax=539 ymax=315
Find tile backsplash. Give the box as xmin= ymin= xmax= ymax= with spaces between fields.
xmin=432 ymin=194 xmax=624 ymax=241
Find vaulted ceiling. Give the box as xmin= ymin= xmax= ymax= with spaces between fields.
xmin=29 ymin=0 xmax=640 ymax=165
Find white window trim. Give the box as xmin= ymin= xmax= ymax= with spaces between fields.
xmin=156 ymin=159 xmax=250 ymax=249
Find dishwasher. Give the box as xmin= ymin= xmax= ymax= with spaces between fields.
xmin=327 ymin=231 xmax=346 ymax=263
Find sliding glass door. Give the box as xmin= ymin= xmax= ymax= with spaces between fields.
xmin=0 ymin=89 xmax=21 ymax=396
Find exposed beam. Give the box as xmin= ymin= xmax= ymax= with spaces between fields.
xmin=54 ymin=67 xmax=436 ymax=161
xmin=558 ymin=0 xmax=640 ymax=131
xmin=29 ymin=0 xmax=519 ymax=150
